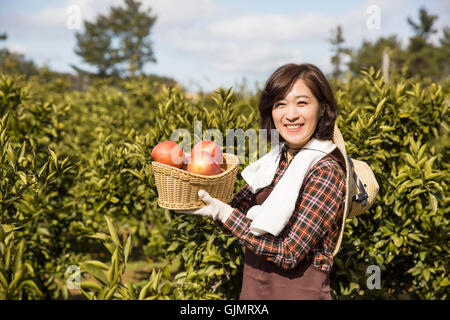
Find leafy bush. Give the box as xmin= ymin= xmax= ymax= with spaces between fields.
xmin=0 ymin=69 xmax=448 ymax=300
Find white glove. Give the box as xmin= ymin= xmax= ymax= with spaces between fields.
xmin=175 ymin=190 xmax=234 ymax=223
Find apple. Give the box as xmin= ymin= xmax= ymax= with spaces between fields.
xmin=191 ymin=140 xmax=223 ymax=165
xmin=187 ymin=151 xmax=221 ymax=175
xmin=151 ymin=141 xmax=185 ymax=168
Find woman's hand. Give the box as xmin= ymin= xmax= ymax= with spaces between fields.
xmin=175 ymin=190 xmax=234 ymax=223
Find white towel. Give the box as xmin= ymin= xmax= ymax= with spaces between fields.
xmin=241 ymin=138 xmax=336 ymax=236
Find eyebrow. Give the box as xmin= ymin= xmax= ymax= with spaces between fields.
xmin=277 ymin=95 xmax=311 ymax=101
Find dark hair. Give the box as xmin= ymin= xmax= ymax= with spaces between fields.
xmin=259 ymin=63 xmax=337 ymax=144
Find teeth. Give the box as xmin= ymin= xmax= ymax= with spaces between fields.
xmin=286 ymin=124 xmax=302 ymax=128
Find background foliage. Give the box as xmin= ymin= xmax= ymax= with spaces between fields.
xmin=0 ymin=3 xmax=448 ymax=301
xmin=0 ymin=65 xmax=448 ymax=299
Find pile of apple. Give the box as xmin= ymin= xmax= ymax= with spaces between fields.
xmin=151 ymin=140 xmax=225 ymax=176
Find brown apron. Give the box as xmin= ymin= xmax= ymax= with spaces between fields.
xmin=239 ymin=185 xmax=332 ymax=300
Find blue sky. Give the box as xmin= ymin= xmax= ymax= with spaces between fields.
xmin=1 ymin=0 xmax=449 ymax=93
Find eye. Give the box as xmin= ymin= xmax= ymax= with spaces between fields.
xmin=298 ymin=101 xmax=307 ymax=105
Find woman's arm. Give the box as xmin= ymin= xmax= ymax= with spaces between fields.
xmin=222 ymin=161 xmax=345 ymax=270
xmin=216 ymin=182 xmax=255 ymax=234
xmin=228 ymin=182 xmax=255 ymax=213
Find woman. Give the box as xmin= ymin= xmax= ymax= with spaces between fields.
xmin=178 ymin=63 xmax=346 ymax=300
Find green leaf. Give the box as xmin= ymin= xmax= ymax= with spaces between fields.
xmin=138 ymin=280 xmax=153 ymax=300
xmin=83 ymin=260 xmax=109 ymax=270
xmin=104 ymin=242 xmax=116 ymax=255
xmin=423 ymin=270 xmax=430 ymax=282
xmin=404 ymin=153 xmax=416 ymax=167
xmin=424 ymin=156 xmax=437 ymax=176
xmin=105 ymin=216 xmax=121 ymax=248
xmin=392 ymin=234 xmax=403 ymax=247
xmin=8 ymin=267 xmax=24 ymax=291
xmin=79 ymin=288 xmax=94 ymax=300
xmin=13 ymin=240 xmax=25 ymax=273
xmin=18 ymin=141 xmax=26 ymax=163
xmin=167 ymin=241 xmax=179 ymax=252
xmin=0 ymin=224 xmax=5 ymax=242
xmin=81 ymin=281 xmax=103 ymax=291
xmin=108 ymin=247 xmax=120 ymax=285
xmin=48 ymin=148 xmax=58 ymax=169
xmin=417 ymin=144 xmax=426 ymax=160
xmin=104 ymin=284 xmax=118 ymax=300
xmin=0 ymin=270 xmax=8 ymax=288
xmin=18 ymin=279 xmax=43 ymax=297
xmin=408 ymin=234 xmax=422 ymax=242
xmin=79 ymin=262 xmax=108 ymax=286
xmin=89 ymin=232 xmax=110 ymax=241
xmin=123 ymin=235 xmax=132 ymax=266
xmin=127 ymin=282 xmax=136 ymax=300
xmin=1 ymin=112 xmax=9 ymax=128
xmin=439 ymin=279 xmax=450 ymax=287
xmin=429 ymin=194 xmax=438 ymax=214
xmin=97 ymin=287 xmax=108 ymax=300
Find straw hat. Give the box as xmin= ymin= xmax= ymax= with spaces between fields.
xmin=331 ymin=123 xmax=380 ymax=257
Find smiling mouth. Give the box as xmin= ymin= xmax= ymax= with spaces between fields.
xmin=284 ymin=124 xmax=304 ymax=129
xmin=284 ymin=124 xmax=304 ymax=133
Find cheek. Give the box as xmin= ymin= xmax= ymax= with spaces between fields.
xmin=308 ymin=105 xmax=322 ymax=122
xmin=271 ymin=110 xmax=281 ymax=127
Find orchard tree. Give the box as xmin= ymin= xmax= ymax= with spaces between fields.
xmin=0 ymin=33 xmax=40 ymax=76
xmin=438 ymin=27 xmax=450 ymax=77
xmin=329 ymin=25 xmax=351 ymax=79
xmin=337 ymin=7 xmax=448 ymax=81
xmin=346 ymin=36 xmax=405 ymax=76
xmin=405 ymin=7 xmax=441 ymax=79
xmin=75 ymin=0 xmax=157 ymax=78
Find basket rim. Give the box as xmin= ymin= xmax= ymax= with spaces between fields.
xmin=151 ymin=152 xmax=239 ymax=179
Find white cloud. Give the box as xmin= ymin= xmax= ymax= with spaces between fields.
xmin=31 ymin=6 xmax=68 ymax=27
xmin=172 ymin=31 xmax=305 ymax=74
xmin=5 ymin=43 xmax=27 ymax=55
xmin=141 ymin=0 xmax=221 ymax=25
xmin=209 ymin=13 xmax=335 ymax=42
xmin=2 ymin=0 xmax=443 ymax=93
xmin=212 ymin=42 xmax=304 ymax=73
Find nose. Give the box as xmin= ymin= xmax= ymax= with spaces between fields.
xmin=284 ymin=103 xmax=299 ymax=122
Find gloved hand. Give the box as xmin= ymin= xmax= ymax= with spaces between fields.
xmin=175 ymin=190 xmax=234 ymax=223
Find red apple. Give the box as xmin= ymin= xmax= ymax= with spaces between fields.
xmin=187 ymin=151 xmax=221 ymax=175
xmin=191 ymin=140 xmax=223 ymax=165
xmin=151 ymin=141 xmax=185 ymax=168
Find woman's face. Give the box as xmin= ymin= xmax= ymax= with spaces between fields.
xmin=271 ymin=78 xmax=323 ymax=149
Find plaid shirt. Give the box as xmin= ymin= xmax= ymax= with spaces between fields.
xmin=223 ymin=144 xmax=346 ymax=273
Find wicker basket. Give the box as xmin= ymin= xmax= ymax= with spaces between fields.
xmin=152 ymin=153 xmax=239 ymax=210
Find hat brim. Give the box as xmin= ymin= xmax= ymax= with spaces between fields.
xmin=331 ymin=124 xmax=356 ymax=257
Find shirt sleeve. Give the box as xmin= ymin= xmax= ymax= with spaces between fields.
xmin=222 ymin=163 xmax=345 ymax=270
xmin=216 ymin=182 xmax=255 ymax=234
xmin=228 ymin=182 xmax=255 ymax=214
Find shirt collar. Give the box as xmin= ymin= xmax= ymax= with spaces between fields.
xmin=281 ymin=143 xmax=301 ymax=161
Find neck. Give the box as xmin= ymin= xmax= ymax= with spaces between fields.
xmin=286 ymin=144 xmax=302 ymax=152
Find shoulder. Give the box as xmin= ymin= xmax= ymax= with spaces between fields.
xmin=307 ymin=154 xmax=346 ymax=182
xmin=299 ymin=154 xmax=346 ymax=205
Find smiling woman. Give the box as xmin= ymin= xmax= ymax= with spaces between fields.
xmin=271 ymin=78 xmax=324 ymax=157
xmin=225 ymin=63 xmax=346 ymax=300
xmin=259 ymin=63 xmax=337 ymax=147
xmin=175 ymin=63 xmax=348 ymax=300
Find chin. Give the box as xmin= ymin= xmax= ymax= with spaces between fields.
xmin=283 ymin=135 xmax=308 ymax=148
